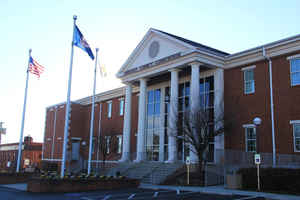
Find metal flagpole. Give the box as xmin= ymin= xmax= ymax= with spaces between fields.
xmin=61 ymin=15 xmax=77 ymax=178
xmin=16 ymin=49 xmax=32 ymax=173
xmin=88 ymin=48 xmax=99 ymax=175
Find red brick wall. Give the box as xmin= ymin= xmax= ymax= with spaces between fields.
xmin=224 ymin=50 xmax=300 ymax=155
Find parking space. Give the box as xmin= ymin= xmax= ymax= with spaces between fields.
xmin=76 ymin=189 xmax=263 ymax=200
xmin=0 ymin=186 xmax=266 ymax=200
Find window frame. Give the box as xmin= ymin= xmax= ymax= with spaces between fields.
xmin=105 ymin=136 xmax=111 ymax=154
xmin=117 ymin=135 xmax=122 ymax=154
xmin=243 ymin=67 xmax=255 ymax=94
xmin=107 ymin=101 xmax=112 ymax=118
xmin=291 ymin=121 xmax=300 ymax=152
xmin=290 ymin=58 xmax=300 ymax=86
xmin=119 ymin=98 xmax=124 ymax=116
xmin=243 ymin=125 xmax=256 ymax=152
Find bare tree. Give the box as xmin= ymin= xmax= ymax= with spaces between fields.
xmin=169 ymin=97 xmax=234 ymax=183
xmin=97 ymin=133 xmax=119 ymax=169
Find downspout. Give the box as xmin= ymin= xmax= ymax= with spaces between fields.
xmin=262 ymin=47 xmax=276 ymax=166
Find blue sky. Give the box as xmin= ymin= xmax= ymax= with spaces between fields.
xmin=0 ymin=0 xmax=299 ymax=143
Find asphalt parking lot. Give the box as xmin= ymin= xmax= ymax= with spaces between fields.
xmin=65 ymin=188 xmax=264 ymax=200
xmin=0 ymin=186 xmax=265 ymax=200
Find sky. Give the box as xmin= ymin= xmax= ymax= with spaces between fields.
xmin=0 ymin=0 xmax=299 ymax=144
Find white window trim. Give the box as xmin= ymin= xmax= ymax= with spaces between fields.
xmin=290 ymin=58 xmax=300 ymax=86
xmin=243 ymin=69 xmax=255 ymax=94
xmin=119 ymin=99 xmax=124 ymax=116
xmin=107 ymin=101 xmax=112 ymax=118
xmin=117 ymin=135 xmax=122 ymax=154
xmin=71 ymin=137 xmax=81 ymax=140
xmin=292 ymin=122 xmax=300 ymax=152
xmin=241 ymin=65 xmax=256 ymax=71
xmin=244 ymin=126 xmax=256 ymax=152
xmin=290 ymin=120 xmax=300 ymax=124
xmin=287 ymin=54 xmax=300 ymax=60
xmin=242 ymin=124 xmax=256 ymax=128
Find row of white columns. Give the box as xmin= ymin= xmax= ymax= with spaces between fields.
xmin=120 ymin=62 xmax=207 ymax=163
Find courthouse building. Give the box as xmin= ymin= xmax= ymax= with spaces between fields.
xmin=42 ymin=29 xmax=300 ymax=171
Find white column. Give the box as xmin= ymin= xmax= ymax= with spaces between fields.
xmin=190 ymin=62 xmax=201 ymax=163
xmin=120 ymin=84 xmax=132 ymax=162
xmin=214 ymin=68 xmax=224 ymax=164
xmin=136 ymin=78 xmax=147 ymax=162
xmin=159 ymin=87 xmax=166 ymax=162
xmin=167 ymin=69 xmax=179 ymax=162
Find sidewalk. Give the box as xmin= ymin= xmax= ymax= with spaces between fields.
xmin=139 ymin=183 xmax=300 ymax=200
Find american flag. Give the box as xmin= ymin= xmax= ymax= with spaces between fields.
xmin=28 ymin=56 xmax=44 ymax=78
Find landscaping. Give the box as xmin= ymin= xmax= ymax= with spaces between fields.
xmin=27 ymin=172 xmax=140 ymax=193
xmin=0 ymin=172 xmax=36 ymax=184
xmin=238 ymin=167 xmax=300 ymax=195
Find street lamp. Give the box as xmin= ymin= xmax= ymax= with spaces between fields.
xmin=253 ymin=117 xmax=262 ymax=153
xmin=253 ymin=117 xmax=262 ymax=191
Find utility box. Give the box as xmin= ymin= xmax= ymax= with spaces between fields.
xmin=226 ymin=174 xmax=242 ymax=189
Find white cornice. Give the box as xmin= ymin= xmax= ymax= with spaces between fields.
xmin=120 ymin=52 xmax=224 ymax=82
xmin=287 ymin=54 xmax=300 ymax=60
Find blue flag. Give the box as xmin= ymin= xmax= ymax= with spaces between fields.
xmin=73 ymin=25 xmax=95 ymax=60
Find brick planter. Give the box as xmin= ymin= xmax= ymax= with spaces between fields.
xmin=0 ymin=173 xmax=35 ymax=184
xmin=27 ymin=177 xmax=140 ymax=193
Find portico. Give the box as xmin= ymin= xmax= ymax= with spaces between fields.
xmin=117 ymin=28 xmax=227 ymax=163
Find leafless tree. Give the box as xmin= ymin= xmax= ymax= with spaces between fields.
xmin=169 ymin=97 xmax=234 ymax=182
xmin=97 ymin=133 xmax=118 ymax=169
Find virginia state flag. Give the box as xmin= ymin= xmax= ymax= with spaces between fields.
xmin=73 ymin=25 xmax=95 ymax=60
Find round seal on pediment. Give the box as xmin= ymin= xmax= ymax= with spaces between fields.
xmin=149 ymin=41 xmax=160 ymax=58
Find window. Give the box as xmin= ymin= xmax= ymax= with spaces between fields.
xmin=119 ymin=99 xmax=124 ymax=116
xmin=107 ymin=101 xmax=112 ymax=118
xmin=245 ymin=127 xmax=256 ymax=152
xmin=105 ymin=136 xmax=111 ymax=154
xmin=117 ymin=135 xmax=122 ymax=154
xmin=290 ymin=59 xmax=300 ymax=86
xmin=244 ymin=69 xmax=255 ymax=94
xmin=293 ymin=123 xmax=300 ymax=152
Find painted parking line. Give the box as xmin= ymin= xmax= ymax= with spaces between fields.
xmin=128 ymin=193 xmax=135 ymax=199
xmin=234 ymin=197 xmax=262 ymax=200
xmin=80 ymin=197 xmax=94 ymax=200
xmin=102 ymin=195 xmax=111 ymax=200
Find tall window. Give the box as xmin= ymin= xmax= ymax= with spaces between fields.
xmin=117 ymin=135 xmax=122 ymax=154
xmin=119 ymin=99 xmax=124 ymax=116
xmin=107 ymin=101 xmax=112 ymax=118
xmin=290 ymin=59 xmax=300 ymax=86
xmin=293 ymin=123 xmax=300 ymax=152
xmin=244 ymin=69 xmax=255 ymax=94
xmin=146 ymin=89 xmax=161 ymax=161
xmin=245 ymin=127 xmax=256 ymax=152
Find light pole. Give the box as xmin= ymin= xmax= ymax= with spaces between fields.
xmin=253 ymin=117 xmax=262 ymax=153
xmin=253 ymin=117 xmax=262 ymax=191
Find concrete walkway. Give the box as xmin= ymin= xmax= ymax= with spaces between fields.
xmin=1 ymin=183 xmax=27 ymax=191
xmin=140 ymin=183 xmax=300 ymax=200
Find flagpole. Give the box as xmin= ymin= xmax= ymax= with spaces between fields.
xmin=88 ymin=48 xmax=99 ymax=175
xmin=61 ymin=15 xmax=77 ymax=178
xmin=16 ymin=49 xmax=32 ymax=173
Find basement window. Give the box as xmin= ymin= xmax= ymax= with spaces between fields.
xmin=293 ymin=123 xmax=300 ymax=152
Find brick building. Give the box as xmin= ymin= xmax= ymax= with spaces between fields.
xmin=42 ymin=29 xmax=300 ymax=173
xmin=0 ymin=136 xmax=42 ymax=171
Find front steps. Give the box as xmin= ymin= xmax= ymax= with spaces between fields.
xmin=105 ymin=161 xmax=184 ymax=184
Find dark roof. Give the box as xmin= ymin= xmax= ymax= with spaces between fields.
xmin=153 ymin=29 xmax=230 ymax=57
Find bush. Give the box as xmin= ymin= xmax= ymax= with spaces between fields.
xmin=237 ymin=167 xmax=300 ymax=194
xmin=41 ymin=161 xmax=58 ymax=172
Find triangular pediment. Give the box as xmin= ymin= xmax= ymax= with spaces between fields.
xmin=117 ymin=28 xmax=195 ymax=77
